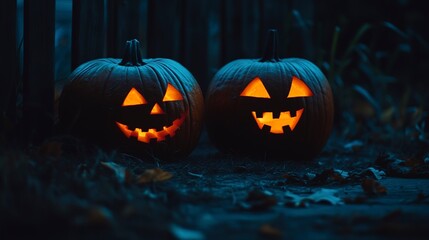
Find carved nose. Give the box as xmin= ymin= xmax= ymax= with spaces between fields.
xmin=150 ymin=103 xmax=165 ymax=115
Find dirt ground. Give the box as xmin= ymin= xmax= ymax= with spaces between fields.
xmin=1 ymin=129 xmax=429 ymax=240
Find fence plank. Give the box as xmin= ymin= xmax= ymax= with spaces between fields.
xmin=23 ymin=0 xmax=55 ymax=143
xmin=106 ymin=0 xmax=149 ymax=58
xmin=260 ymin=0 xmax=291 ymax=58
xmin=221 ymin=0 xmax=262 ymax=64
xmin=147 ymin=0 xmax=183 ymax=60
xmin=182 ymin=0 xmax=209 ymax=91
xmin=206 ymin=0 xmax=222 ymax=82
xmin=0 ymin=0 xmax=17 ymax=139
xmin=72 ymin=0 xmax=107 ymax=69
xmin=289 ymin=0 xmax=315 ymax=59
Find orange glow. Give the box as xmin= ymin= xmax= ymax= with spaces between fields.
xmin=115 ymin=113 xmax=186 ymax=143
xmin=150 ymin=103 xmax=165 ymax=115
xmin=163 ymin=83 xmax=183 ymax=101
xmin=251 ymin=109 xmax=304 ymax=133
xmin=240 ymin=77 xmax=271 ymax=98
xmin=287 ymin=76 xmax=313 ymax=98
xmin=122 ymin=88 xmax=147 ymax=106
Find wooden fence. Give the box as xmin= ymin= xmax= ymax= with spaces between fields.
xmin=1 ymin=0 xmax=318 ymax=144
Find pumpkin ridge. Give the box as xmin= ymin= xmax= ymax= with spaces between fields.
xmin=156 ymin=60 xmax=203 ymax=150
xmin=102 ymin=64 xmax=124 ymax=109
xmin=145 ymin=60 xmax=191 ymax=148
xmin=144 ymin=63 xmax=169 ymax=103
xmin=71 ymin=60 xmax=104 ymax=81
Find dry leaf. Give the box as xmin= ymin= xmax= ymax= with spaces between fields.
xmin=343 ymin=140 xmax=364 ymax=152
xmin=240 ymin=189 xmax=277 ymax=211
xmin=376 ymin=153 xmax=429 ymax=178
xmin=136 ymin=168 xmax=173 ymax=184
xmin=282 ymin=172 xmax=304 ymax=184
xmin=188 ymin=171 xmax=203 ymax=178
xmin=86 ymin=206 xmax=114 ymax=227
xmin=285 ymin=188 xmax=344 ymax=207
xmin=100 ymin=161 xmax=132 ymax=184
xmin=361 ymin=178 xmax=387 ymax=195
xmin=170 ymin=224 xmax=205 ymax=240
xmin=404 ymin=154 xmax=425 ymax=167
xmin=361 ymin=167 xmax=386 ymax=180
xmin=311 ymin=169 xmax=348 ymax=184
xmin=259 ymin=224 xmax=283 ymax=238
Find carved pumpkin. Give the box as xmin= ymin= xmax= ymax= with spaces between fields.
xmin=206 ymin=30 xmax=334 ymax=160
xmin=59 ymin=39 xmax=204 ymax=159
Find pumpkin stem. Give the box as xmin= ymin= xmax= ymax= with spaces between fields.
xmin=260 ymin=29 xmax=280 ymax=62
xmin=119 ymin=39 xmax=145 ymax=66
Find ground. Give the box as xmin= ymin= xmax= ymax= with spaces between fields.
xmin=1 ymin=129 xmax=429 ymax=240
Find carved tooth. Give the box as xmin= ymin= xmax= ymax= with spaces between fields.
xmin=256 ymin=111 xmax=263 ymax=118
xmin=272 ymin=111 xmax=280 ymax=119
xmin=283 ymin=125 xmax=292 ymax=132
xmin=290 ymin=110 xmax=297 ymax=117
xmin=262 ymin=124 xmax=271 ymax=132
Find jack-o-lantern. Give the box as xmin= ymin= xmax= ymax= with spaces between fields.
xmin=59 ymin=39 xmax=204 ymax=159
xmin=205 ymin=30 xmax=334 ymax=160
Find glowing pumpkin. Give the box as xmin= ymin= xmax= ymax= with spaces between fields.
xmin=59 ymin=39 xmax=204 ymax=159
xmin=206 ymin=30 xmax=334 ymax=160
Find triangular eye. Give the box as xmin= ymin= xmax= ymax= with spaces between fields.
xmin=240 ymin=77 xmax=271 ymax=98
xmin=122 ymin=88 xmax=147 ymax=106
xmin=162 ymin=83 xmax=183 ymax=101
xmin=287 ymin=76 xmax=313 ymax=98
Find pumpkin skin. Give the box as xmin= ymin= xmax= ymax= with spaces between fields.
xmin=59 ymin=39 xmax=204 ymax=159
xmin=205 ymin=30 xmax=334 ymax=160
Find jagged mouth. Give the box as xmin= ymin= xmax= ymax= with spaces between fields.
xmin=115 ymin=114 xmax=186 ymax=143
xmin=251 ymin=108 xmax=304 ymax=134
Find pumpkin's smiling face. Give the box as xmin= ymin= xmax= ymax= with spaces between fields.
xmin=240 ymin=76 xmax=313 ymax=134
xmin=115 ymin=83 xmax=186 ymax=143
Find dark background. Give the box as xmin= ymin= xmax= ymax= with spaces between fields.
xmin=1 ymin=0 xmax=429 ymax=239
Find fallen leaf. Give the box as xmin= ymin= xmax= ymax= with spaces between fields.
xmin=188 ymin=171 xmax=203 ymax=178
xmin=284 ymin=191 xmax=310 ymax=207
xmin=344 ymin=140 xmax=364 ymax=152
xmin=334 ymin=169 xmax=350 ymax=179
xmin=311 ymin=169 xmax=348 ymax=184
xmin=343 ymin=195 xmax=367 ymax=204
xmin=361 ymin=178 xmax=387 ymax=196
xmin=412 ymin=191 xmax=428 ymax=203
xmin=404 ymin=154 xmax=425 ymax=167
xmin=136 ymin=168 xmax=173 ymax=184
xmin=100 ymin=161 xmax=132 ymax=184
xmin=170 ymin=224 xmax=205 ymax=240
xmin=304 ymin=172 xmax=316 ymax=181
xmin=375 ymin=153 xmax=429 ymax=178
xmin=282 ymin=172 xmax=305 ymax=184
xmin=86 ymin=206 xmax=114 ymax=227
xmin=309 ymin=189 xmax=344 ymax=204
xmin=360 ymin=167 xmax=386 ymax=180
xmin=259 ymin=224 xmax=283 ymax=238
xmin=284 ymin=188 xmax=344 ymax=207
xmin=240 ymin=189 xmax=277 ymax=211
